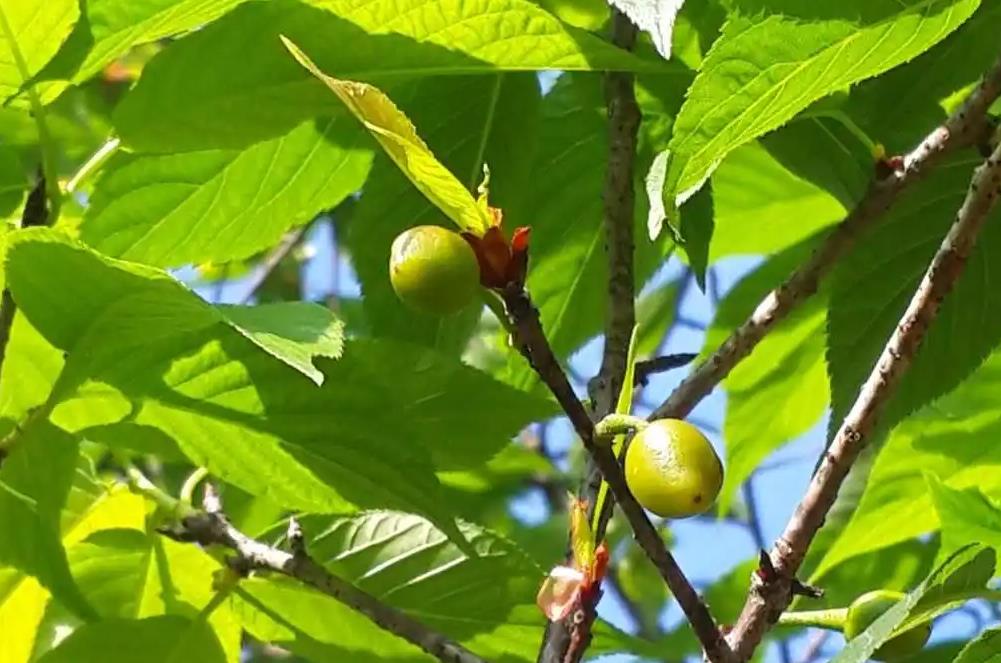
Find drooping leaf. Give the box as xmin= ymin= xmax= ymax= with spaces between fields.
xmin=815 ymin=349 xmax=1001 ymax=575
xmin=39 ymin=0 xmax=251 ymax=85
xmin=79 ymin=117 xmax=372 ymax=268
xmin=112 ymin=0 xmax=675 ymax=151
xmin=827 ymin=153 xmax=1001 ymax=439
xmin=706 ymin=237 xmax=829 ymax=513
xmin=830 ymin=544 xmax=994 ymax=663
xmin=652 ymin=0 xmax=981 ymax=231
xmin=284 ymin=38 xmax=491 ymax=235
xmin=0 ymin=0 xmax=78 ymax=102
xmin=952 ymin=627 xmax=1001 ymax=663
xmin=0 ymin=421 xmax=92 ymax=620
xmin=35 ymin=615 xmax=226 ymax=663
xmin=345 ymin=74 xmax=541 ymax=355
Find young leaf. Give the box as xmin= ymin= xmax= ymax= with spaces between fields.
xmin=281 ymin=37 xmax=491 ymax=235
xmin=79 ymin=117 xmax=373 ymax=269
xmin=651 ymin=0 xmax=981 ymax=232
xmin=830 ymin=544 xmax=995 ymax=663
xmin=952 ymin=627 xmax=1001 ymax=663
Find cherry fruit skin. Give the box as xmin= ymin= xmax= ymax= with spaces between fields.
xmin=389 ymin=225 xmax=480 ymax=315
xmin=624 ymin=419 xmax=723 ymax=519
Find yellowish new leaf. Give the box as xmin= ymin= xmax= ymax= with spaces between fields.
xmin=281 ymin=36 xmax=491 ymax=235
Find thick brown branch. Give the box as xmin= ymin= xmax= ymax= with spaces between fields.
xmin=168 ymin=498 xmax=486 ymax=663
xmin=725 ymin=139 xmax=1001 ymax=661
xmin=650 ymin=53 xmax=1001 ymax=424
xmin=502 ymin=285 xmax=733 ymax=663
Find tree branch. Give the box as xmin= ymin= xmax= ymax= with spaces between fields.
xmin=238 ymin=226 xmax=308 ymax=304
xmin=153 ymin=483 xmax=487 ymax=663
xmin=650 ymin=52 xmax=1001 ymax=423
xmin=725 ymin=136 xmax=1001 ymax=661
xmin=502 ymin=285 xmax=734 ymax=663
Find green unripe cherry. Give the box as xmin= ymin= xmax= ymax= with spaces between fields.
xmin=624 ymin=419 xmax=724 ymax=519
xmin=844 ymin=590 xmax=931 ymax=661
xmin=389 ymin=225 xmax=480 ymax=315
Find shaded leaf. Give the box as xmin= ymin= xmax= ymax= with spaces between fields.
xmin=953 ymin=627 xmax=1001 ymax=663
xmin=112 ymin=0 xmax=674 ymax=151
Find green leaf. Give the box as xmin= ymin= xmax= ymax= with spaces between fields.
xmin=815 ymin=349 xmax=1001 ymax=575
xmin=112 ymin=0 xmax=675 ymax=152
xmin=706 ymin=238 xmax=829 ymax=513
xmin=40 ymin=0 xmax=251 ymax=85
xmin=0 ymin=313 xmax=63 ymax=436
xmin=236 ymin=511 xmax=653 ymax=661
xmin=79 ymin=117 xmax=372 ymax=268
xmin=0 ymin=422 xmax=93 ymax=620
xmin=709 ymin=140 xmax=845 ymax=262
xmin=36 ymin=615 xmax=226 ymax=663
xmin=0 ymin=0 xmax=78 ymax=102
xmin=57 ymin=530 xmax=242 ymax=663
xmin=498 ymin=74 xmax=673 ymax=390
xmin=217 ymin=302 xmax=344 ymax=386
xmin=0 ymin=480 xmax=144 ymax=663
xmin=953 ymin=627 xmax=1001 ymax=663
xmin=927 ymin=475 xmax=1001 ymax=560
xmin=679 ymin=182 xmax=713 ymax=288
xmin=0 ymin=142 xmax=24 ymax=216
xmin=634 ymin=279 xmax=679 ymax=359
xmin=284 ymin=38 xmax=491 ymax=234
xmin=5 ymin=228 xmax=345 ymax=385
xmin=346 ymin=74 xmax=540 ymax=354
xmin=827 ymin=153 xmax=1001 ymax=439
xmin=844 ymin=2 xmax=1001 ymax=152
xmin=830 ymin=544 xmax=994 ymax=663
xmin=654 ymin=0 xmax=981 ymax=226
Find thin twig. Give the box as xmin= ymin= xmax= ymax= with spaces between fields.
xmin=238 ymin=226 xmax=308 ymax=304
xmin=794 ymin=631 xmax=829 ymax=663
xmin=634 ymin=353 xmax=698 ymax=387
xmin=650 ymin=53 xmax=1001 ymax=424
xmin=502 ymin=285 xmax=733 ymax=663
xmin=149 ymin=481 xmax=487 ymax=663
xmin=725 ymin=138 xmax=1001 ymax=661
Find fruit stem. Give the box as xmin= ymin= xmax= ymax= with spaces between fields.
xmin=777 ymin=608 xmax=848 ymax=631
xmin=594 ymin=413 xmax=649 ymax=442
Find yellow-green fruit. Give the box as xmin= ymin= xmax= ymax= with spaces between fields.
xmin=389 ymin=225 xmax=480 ymax=315
xmin=624 ymin=419 xmax=723 ymax=518
xmin=844 ymin=590 xmax=931 ymax=661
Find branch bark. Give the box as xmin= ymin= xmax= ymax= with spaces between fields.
xmin=503 ymin=285 xmax=733 ymax=663
xmin=539 ymin=9 xmax=644 ymax=662
xmin=724 ymin=136 xmax=1001 ymax=661
xmin=650 ymin=52 xmax=1001 ymax=424
xmin=159 ymin=486 xmax=487 ymax=663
